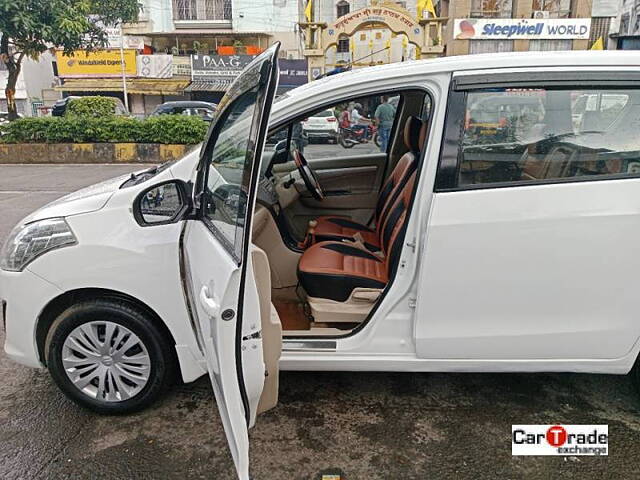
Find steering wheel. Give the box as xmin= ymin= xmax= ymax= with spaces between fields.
xmin=291 ymin=148 xmax=325 ymax=201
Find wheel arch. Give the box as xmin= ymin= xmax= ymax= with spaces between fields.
xmin=36 ymin=287 xmax=178 ymax=369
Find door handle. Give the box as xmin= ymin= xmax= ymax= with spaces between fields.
xmin=199 ymin=285 xmax=221 ymax=319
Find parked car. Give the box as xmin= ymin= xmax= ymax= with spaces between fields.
xmin=151 ymin=101 xmax=217 ymax=122
xmin=0 ymin=112 xmax=23 ymax=126
xmin=2 ymin=46 xmax=640 ymax=480
xmin=51 ymin=96 xmax=128 ymax=117
xmin=301 ymin=108 xmax=338 ymax=143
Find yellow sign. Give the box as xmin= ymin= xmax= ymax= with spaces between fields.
xmin=56 ymin=50 xmax=137 ymax=78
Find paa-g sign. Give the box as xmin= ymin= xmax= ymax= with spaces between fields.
xmin=454 ymin=18 xmax=591 ymax=40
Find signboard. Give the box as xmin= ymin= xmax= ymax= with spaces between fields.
xmin=137 ymin=54 xmax=173 ymax=78
xmin=104 ymin=27 xmax=145 ymax=50
xmin=56 ymin=50 xmax=137 ymax=77
xmin=279 ymin=59 xmax=308 ymax=87
xmin=191 ymin=54 xmax=256 ymax=81
xmin=324 ymin=6 xmax=423 ymax=50
xmin=454 ymin=18 xmax=591 ymax=40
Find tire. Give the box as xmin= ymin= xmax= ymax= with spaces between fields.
xmin=45 ymin=299 xmax=176 ymax=414
xmin=630 ymin=355 xmax=640 ymax=396
xmin=373 ymin=133 xmax=381 ymax=148
xmin=338 ymin=133 xmax=354 ymax=149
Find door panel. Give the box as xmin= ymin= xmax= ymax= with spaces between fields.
xmin=416 ymin=180 xmax=640 ymax=360
xmin=183 ymin=221 xmax=264 ymax=477
xmin=275 ymin=153 xmax=387 ymax=236
xmin=184 ymin=44 xmax=280 ymax=480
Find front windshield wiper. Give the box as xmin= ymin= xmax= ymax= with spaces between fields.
xmin=120 ymin=161 xmax=175 ymax=188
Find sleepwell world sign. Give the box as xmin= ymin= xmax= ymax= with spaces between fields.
xmin=454 ymin=18 xmax=591 ymax=40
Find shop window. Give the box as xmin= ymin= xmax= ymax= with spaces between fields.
xmin=470 ymin=0 xmax=513 ymax=18
xmin=457 ymin=88 xmax=639 ymax=187
xmin=173 ymin=0 xmax=231 ymax=21
xmin=531 ymin=0 xmax=571 ymax=18
xmin=469 ymin=40 xmax=514 ymax=54
xmin=337 ymin=37 xmax=350 ymax=53
xmin=336 ymin=0 xmax=350 ymax=18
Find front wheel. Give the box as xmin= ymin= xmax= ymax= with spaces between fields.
xmin=45 ymin=299 xmax=176 ymax=414
xmin=373 ymin=133 xmax=381 ymax=148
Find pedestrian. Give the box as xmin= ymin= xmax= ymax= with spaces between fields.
xmin=374 ymin=95 xmax=396 ymax=152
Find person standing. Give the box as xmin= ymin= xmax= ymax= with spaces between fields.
xmin=374 ymin=95 xmax=396 ymax=152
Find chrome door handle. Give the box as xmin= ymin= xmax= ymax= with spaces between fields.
xmin=199 ymin=285 xmax=221 ymax=319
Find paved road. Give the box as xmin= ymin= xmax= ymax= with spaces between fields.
xmin=2 ymin=164 xmax=640 ymax=479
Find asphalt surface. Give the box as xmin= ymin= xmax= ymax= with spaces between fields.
xmin=2 ymin=164 xmax=640 ymax=480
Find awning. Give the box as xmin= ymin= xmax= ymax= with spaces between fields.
xmin=184 ymin=80 xmax=233 ymax=92
xmin=55 ymin=78 xmax=190 ymax=95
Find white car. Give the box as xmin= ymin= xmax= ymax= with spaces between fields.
xmin=2 ymin=45 xmax=640 ymax=479
xmin=301 ymin=108 xmax=338 ymax=143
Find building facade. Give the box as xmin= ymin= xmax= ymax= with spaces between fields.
xmin=447 ymin=0 xmax=595 ymax=55
xmin=54 ymin=0 xmax=306 ymax=116
xmin=611 ymin=0 xmax=640 ymax=49
xmin=1 ymin=50 xmax=58 ymax=117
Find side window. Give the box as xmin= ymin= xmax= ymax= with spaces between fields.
xmin=202 ymin=86 xmax=259 ymax=262
xmin=457 ymin=87 xmax=640 ymax=187
xmin=269 ymin=94 xmax=401 ymax=162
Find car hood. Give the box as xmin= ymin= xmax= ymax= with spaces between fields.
xmin=20 ymin=173 xmax=132 ymax=225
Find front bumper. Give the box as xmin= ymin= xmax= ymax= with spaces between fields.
xmin=0 ymin=268 xmax=63 ymax=368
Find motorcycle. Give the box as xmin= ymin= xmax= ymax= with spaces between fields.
xmin=337 ymin=124 xmax=381 ymax=149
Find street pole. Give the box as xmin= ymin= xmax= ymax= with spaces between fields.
xmin=119 ymin=23 xmax=129 ymax=113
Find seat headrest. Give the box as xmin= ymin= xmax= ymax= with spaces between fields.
xmin=403 ymin=116 xmax=423 ymax=152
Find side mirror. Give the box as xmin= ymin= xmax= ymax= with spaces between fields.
xmin=133 ymin=179 xmax=192 ymax=226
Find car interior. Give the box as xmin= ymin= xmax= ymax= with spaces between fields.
xmin=459 ymin=88 xmax=640 ymax=186
xmin=249 ymin=89 xmax=432 ymax=337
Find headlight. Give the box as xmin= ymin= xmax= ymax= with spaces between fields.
xmin=0 ymin=218 xmax=77 ymax=272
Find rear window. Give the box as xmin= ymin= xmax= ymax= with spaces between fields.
xmin=456 ymin=87 xmax=640 ymax=187
xmin=313 ymin=110 xmax=334 ymax=117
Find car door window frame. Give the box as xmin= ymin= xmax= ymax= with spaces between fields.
xmin=435 ymin=71 xmax=640 ymax=192
xmin=194 ymin=60 xmax=278 ymax=265
xmin=265 ymin=88 xmax=426 ymax=166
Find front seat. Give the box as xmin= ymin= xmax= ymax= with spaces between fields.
xmin=305 ymin=115 xmax=424 ymax=250
xmin=297 ymin=171 xmax=417 ymax=302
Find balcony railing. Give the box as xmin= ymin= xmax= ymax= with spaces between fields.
xmin=173 ymin=0 xmax=232 ymax=22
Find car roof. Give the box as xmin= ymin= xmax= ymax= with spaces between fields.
xmin=284 ymin=51 xmax=639 ymax=101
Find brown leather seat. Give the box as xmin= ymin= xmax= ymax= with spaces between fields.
xmin=298 ymin=172 xmax=416 ymax=302
xmin=307 ymin=115 xmax=424 ymax=249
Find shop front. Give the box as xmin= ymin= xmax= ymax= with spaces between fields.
xmin=186 ymin=53 xmax=258 ymax=103
xmin=54 ymin=49 xmax=192 ymax=116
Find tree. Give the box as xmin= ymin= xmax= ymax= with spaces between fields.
xmin=0 ymin=0 xmax=139 ymax=120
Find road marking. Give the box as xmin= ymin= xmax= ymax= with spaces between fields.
xmin=0 ymin=190 xmax=71 ymax=194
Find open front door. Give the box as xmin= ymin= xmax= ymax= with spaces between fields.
xmin=181 ymin=44 xmax=280 ymax=480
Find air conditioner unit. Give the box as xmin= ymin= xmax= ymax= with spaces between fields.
xmin=532 ymin=10 xmax=550 ymax=19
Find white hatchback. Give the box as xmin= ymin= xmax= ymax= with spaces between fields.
xmin=2 ymin=45 xmax=640 ymax=479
